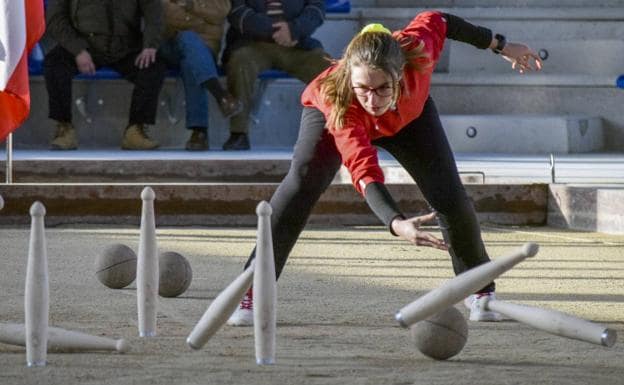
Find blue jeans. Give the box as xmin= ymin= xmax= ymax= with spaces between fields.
xmin=159 ymin=31 xmax=220 ymax=129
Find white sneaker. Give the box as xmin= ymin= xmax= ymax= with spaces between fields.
xmin=226 ymin=288 xmax=254 ymax=326
xmin=464 ymin=292 xmax=503 ymax=322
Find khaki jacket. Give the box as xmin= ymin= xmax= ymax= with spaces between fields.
xmin=162 ymin=0 xmax=231 ymax=54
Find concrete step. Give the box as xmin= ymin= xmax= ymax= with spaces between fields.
xmin=0 ymin=183 xmax=546 ymax=227
xmin=2 ymin=151 xmax=623 ymax=185
xmin=333 ymin=7 xmax=624 ymax=41
xmin=548 ymin=184 xmax=624 ymax=234
xmin=448 ymin=39 xmax=624 ymax=76
xmin=429 ymin=74 xmax=624 ymax=151
xmin=442 ymin=115 xmax=603 ymax=154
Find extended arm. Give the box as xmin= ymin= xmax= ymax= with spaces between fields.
xmin=443 ymin=12 xmax=542 ymax=73
xmin=365 ymin=183 xmax=447 ymax=250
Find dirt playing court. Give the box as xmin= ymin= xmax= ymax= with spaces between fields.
xmin=1 ymin=224 xmax=622 ymax=385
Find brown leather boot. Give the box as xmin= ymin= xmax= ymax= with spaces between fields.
xmin=121 ymin=124 xmax=159 ymax=150
xmin=50 ymin=121 xmax=78 ymax=150
xmin=185 ymin=129 xmax=208 ymax=151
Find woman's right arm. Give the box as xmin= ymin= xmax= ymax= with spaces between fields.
xmin=443 ymin=13 xmax=542 ymax=73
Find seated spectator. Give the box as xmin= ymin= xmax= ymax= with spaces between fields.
xmin=221 ymin=0 xmax=332 ymax=150
xmin=43 ymin=0 xmax=167 ymax=150
xmin=159 ymin=0 xmax=241 ymax=151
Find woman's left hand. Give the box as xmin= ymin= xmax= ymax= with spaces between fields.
xmin=500 ymin=42 xmax=543 ymax=74
xmin=391 ymin=212 xmax=448 ymax=251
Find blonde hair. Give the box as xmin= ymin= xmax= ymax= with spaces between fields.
xmin=320 ymin=30 xmax=429 ymax=130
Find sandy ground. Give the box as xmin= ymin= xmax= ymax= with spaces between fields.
xmin=0 ymin=223 xmax=622 ymax=385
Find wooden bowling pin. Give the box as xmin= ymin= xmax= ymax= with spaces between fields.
xmin=137 ymin=187 xmax=158 ymax=337
xmin=481 ymin=298 xmax=617 ymax=347
xmin=253 ymin=201 xmax=276 ymax=365
xmin=395 ymin=243 xmax=539 ymax=327
xmin=0 ymin=323 xmax=129 ymax=353
xmin=186 ymin=264 xmax=254 ymax=350
xmin=24 ymin=201 xmax=49 ymax=367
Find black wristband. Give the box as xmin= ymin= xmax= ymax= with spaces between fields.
xmin=491 ymin=33 xmax=506 ymax=54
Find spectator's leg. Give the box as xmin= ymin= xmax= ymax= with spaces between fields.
xmin=43 ymin=45 xmax=78 ymax=123
xmin=112 ymin=54 xmax=167 ymax=150
xmin=174 ymin=30 xmax=221 ymax=130
xmin=224 ymin=43 xmax=273 ymax=136
xmin=43 ymin=45 xmax=79 ymax=150
xmin=274 ymin=47 xmax=332 ymax=84
xmin=112 ymin=53 xmax=167 ymax=126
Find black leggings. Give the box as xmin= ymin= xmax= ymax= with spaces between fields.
xmin=245 ymin=97 xmax=494 ymax=292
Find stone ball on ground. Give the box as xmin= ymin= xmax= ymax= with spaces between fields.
xmin=410 ymin=306 xmax=468 ymax=360
xmin=95 ymin=243 xmax=137 ymax=289
xmin=158 ymin=251 xmax=192 ymax=297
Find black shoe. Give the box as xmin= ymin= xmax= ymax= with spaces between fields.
xmin=222 ymin=133 xmax=250 ymax=151
xmin=185 ymin=130 xmax=208 ymax=151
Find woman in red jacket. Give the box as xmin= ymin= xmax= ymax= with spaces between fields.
xmin=227 ymin=11 xmax=542 ymax=325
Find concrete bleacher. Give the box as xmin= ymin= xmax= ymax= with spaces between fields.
xmin=4 ymin=0 xmax=624 ymax=234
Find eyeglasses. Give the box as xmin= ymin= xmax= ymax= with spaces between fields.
xmin=351 ymin=84 xmax=394 ymax=97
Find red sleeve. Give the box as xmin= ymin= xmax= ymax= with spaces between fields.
xmin=394 ymin=11 xmax=447 ymax=64
xmin=331 ymin=112 xmax=385 ymax=196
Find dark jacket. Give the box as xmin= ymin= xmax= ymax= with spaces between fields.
xmin=223 ymin=0 xmax=325 ymax=63
xmin=46 ymin=0 xmax=163 ymax=64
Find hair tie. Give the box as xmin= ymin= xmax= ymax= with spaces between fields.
xmin=359 ymin=23 xmax=391 ymax=35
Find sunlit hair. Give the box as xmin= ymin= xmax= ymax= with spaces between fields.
xmin=320 ymin=31 xmax=429 ymax=130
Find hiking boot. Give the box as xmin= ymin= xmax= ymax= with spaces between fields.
xmin=217 ymin=93 xmax=243 ymax=118
xmin=50 ymin=121 xmax=78 ymax=150
xmin=464 ymin=292 xmax=503 ymax=322
xmin=222 ymin=133 xmax=250 ymax=151
xmin=121 ymin=124 xmax=159 ymax=150
xmin=185 ymin=129 xmax=208 ymax=151
xmin=226 ymin=287 xmax=253 ymax=326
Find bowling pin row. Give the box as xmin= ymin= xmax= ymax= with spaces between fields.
xmin=0 ymin=187 xmax=157 ymax=367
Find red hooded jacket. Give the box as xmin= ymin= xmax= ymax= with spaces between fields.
xmin=301 ymin=11 xmax=448 ymax=195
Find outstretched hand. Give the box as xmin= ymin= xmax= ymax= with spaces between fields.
xmin=500 ymin=42 xmax=543 ymax=73
xmin=390 ymin=212 xmax=448 ymax=250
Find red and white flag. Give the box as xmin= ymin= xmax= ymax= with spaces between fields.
xmin=0 ymin=0 xmax=45 ymax=142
